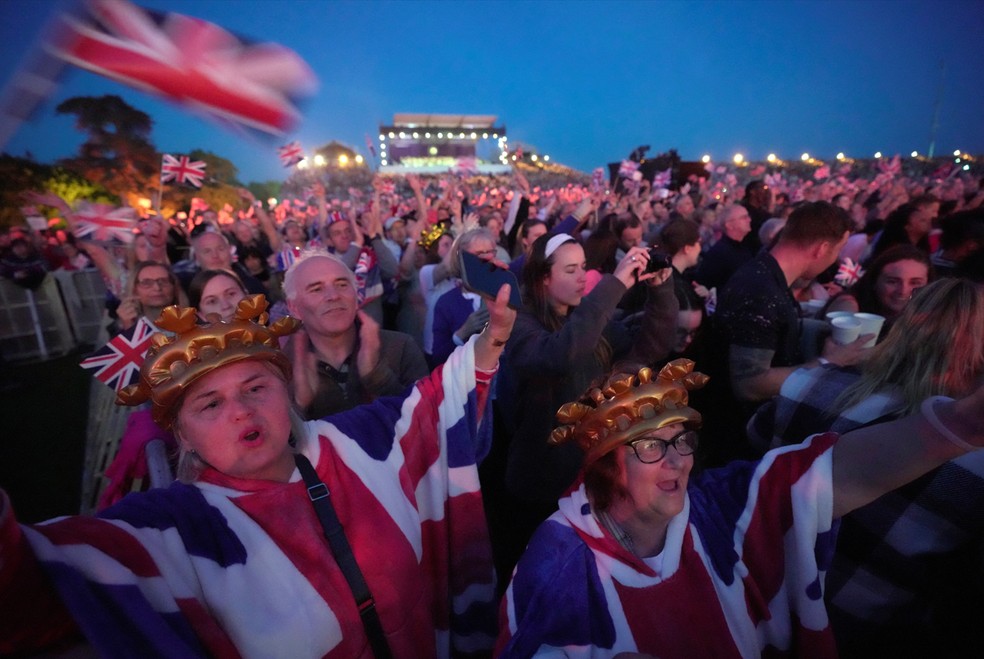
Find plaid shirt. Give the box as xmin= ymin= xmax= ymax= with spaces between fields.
xmin=749 ymin=365 xmax=984 ymax=655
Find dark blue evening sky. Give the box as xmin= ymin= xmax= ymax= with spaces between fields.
xmin=2 ymin=0 xmax=982 ymax=183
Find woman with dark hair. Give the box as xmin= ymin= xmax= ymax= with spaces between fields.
xmin=187 ymin=268 xmax=248 ymax=322
xmin=866 ymin=195 xmax=940 ymax=262
xmin=494 ymin=232 xmax=676 ymax=578
xmin=824 ymin=244 xmax=931 ymax=338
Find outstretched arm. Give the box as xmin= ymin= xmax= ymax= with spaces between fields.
xmin=832 ymin=387 xmax=984 ymax=518
xmin=474 ymin=283 xmax=516 ymax=372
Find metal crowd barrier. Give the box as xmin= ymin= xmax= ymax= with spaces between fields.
xmin=0 ymin=269 xmax=108 ymax=362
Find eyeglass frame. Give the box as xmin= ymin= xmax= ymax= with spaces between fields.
xmin=626 ymin=428 xmax=699 ymax=464
xmin=136 ymin=277 xmax=173 ymax=289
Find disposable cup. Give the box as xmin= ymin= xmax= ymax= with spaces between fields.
xmin=825 ymin=311 xmax=854 ymax=323
xmin=853 ymin=313 xmax=885 ymax=348
xmin=800 ymin=299 xmax=825 ymax=317
xmin=830 ymin=316 xmax=862 ymax=345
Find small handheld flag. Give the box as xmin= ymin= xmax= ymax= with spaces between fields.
xmin=80 ymin=317 xmax=156 ymax=392
xmin=278 ymin=141 xmax=304 ymax=168
xmin=161 ymin=154 xmax=206 ymax=188
xmin=72 ymin=202 xmax=137 ymax=244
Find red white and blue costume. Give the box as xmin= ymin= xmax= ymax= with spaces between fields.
xmin=1 ymin=340 xmax=496 ymax=658
xmin=497 ymin=433 xmax=838 ymax=658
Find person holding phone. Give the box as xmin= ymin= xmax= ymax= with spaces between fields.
xmin=491 ymin=232 xmax=677 ymax=581
xmin=430 ymin=228 xmax=502 ymax=366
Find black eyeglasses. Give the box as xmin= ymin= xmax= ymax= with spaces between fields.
xmin=626 ymin=429 xmax=699 ymax=464
xmin=136 ymin=277 xmax=172 ymax=289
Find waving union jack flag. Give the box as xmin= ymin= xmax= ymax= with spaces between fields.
xmin=80 ymin=317 xmax=157 ymax=392
xmin=48 ymin=0 xmax=318 ymax=136
xmin=591 ymin=167 xmax=606 ymax=192
xmin=835 ymin=258 xmax=865 ymax=288
xmin=72 ymin=202 xmax=137 ymax=244
xmin=161 ymin=154 xmax=206 ymax=188
xmin=878 ymin=155 xmax=901 ymax=176
xmin=618 ymin=159 xmax=640 ymax=178
xmin=278 ymin=141 xmax=304 ymax=168
xmin=453 ymin=157 xmax=478 ymax=176
xmin=652 ymin=169 xmax=672 ymax=189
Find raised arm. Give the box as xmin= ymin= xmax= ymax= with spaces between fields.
xmin=832 ymin=387 xmax=984 ymax=518
xmin=237 ymin=187 xmax=282 ymax=252
xmin=474 ymin=283 xmax=516 ymax=372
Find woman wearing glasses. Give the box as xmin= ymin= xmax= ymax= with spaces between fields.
xmin=112 ymin=261 xmax=187 ymax=334
xmin=497 ymin=358 xmax=984 ymax=658
xmin=429 ymin=227 xmax=501 ymax=367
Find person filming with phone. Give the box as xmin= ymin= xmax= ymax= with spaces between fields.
xmin=490 ymin=232 xmax=678 ymax=582
xmin=430 ymin=227 xmax=506 ymax=366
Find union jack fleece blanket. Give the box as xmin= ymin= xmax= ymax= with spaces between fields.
xmin=1 ymin=339 xmax=496 ymax=658
xmin=497 ymin=433 xmax=840 ymax=658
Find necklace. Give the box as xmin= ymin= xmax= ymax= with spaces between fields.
xmin=597 ymin=510 xmax=636 ymax=555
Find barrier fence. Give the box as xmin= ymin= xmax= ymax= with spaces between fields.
xmin=0 ymin=269 xmax=109 ymax=362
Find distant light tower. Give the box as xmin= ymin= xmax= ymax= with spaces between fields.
xmin=927 ymin=60 xmax=945 ymax=159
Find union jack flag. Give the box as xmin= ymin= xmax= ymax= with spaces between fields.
xmin=161 ymin=154 xmax=206 ymax=188
xmin=835 ymin=258 xmax=865 ymax=287
xmin=48 ymin=0 xmax=317 ymax=136
xmin=379 ymin=180 xmax=396 ymax=195
xmin=364 ymin=133 xmax=376 ymax=158
xmin=278 ymin=141 xmax=304 ymax=168
xmin=72 ymin=201 xmax=137 ymax=244
xmin=590 ymin=167 xmax=606 ymax=192
xmin=453 ymin=156 xmax=478 ymax=175
xmin=652 ymin=169 xmax=672 ymax=189
xmin=80 ymin=317 xmax=156 ymax=392
xmin=618 ymin=159 xmax=639 ymax=178
xmin=878 ymin=155 xmax=901 ymax=176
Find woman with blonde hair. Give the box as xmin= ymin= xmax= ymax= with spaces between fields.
xmin=747 ymin=278 xmax=984 ymax=656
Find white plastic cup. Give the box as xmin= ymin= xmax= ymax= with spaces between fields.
xmin=830 ymin=316 xmax=862 ymax=345
xmin=853 ymin=313 xmax=885 ymax=348
xmin=800 ymin=299 xmax=825 ymax=317
xmin=825 ymin=311 xmax=854 ymax=323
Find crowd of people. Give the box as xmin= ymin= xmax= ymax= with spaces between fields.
xmin=2 ymin=162 xmax=984 ymax=657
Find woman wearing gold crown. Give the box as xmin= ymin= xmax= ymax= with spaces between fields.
xmin=496 ymin=359 xmax=984 ymax=658
xmin=1 ymin=290 xmax=516 ymax=658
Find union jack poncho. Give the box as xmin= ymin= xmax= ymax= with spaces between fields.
xmin=353 ymin=246 xmax=383 ymax=307
xmin=1 ymin=339 xmax=497 ymax=658
xmin=497 ymin=433 xmax=839 ymax=658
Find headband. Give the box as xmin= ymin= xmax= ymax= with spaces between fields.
xmin=544 ymin=233 xmax=576 ymax=259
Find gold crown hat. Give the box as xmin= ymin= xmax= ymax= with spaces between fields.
xmin=418 ymin=220 xmax=451 ymax=250
xmin=549 ymin=359 xmax=710 ymax=466
xmin=117 ymin=295 xmax=300 ymax=428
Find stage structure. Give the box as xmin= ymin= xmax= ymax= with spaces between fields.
xmin=377 ymin=114 xmax=511 ymax=174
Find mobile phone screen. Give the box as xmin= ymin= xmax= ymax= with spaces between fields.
xmin=459 ymin=251 xmax=523 ymax=310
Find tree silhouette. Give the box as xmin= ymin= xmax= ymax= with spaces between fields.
xmin=55 ymin=95 xmax=159 ymax=204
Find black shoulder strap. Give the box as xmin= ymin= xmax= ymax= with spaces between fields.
xmin=294 ymin=453 xmax=392 ymax=659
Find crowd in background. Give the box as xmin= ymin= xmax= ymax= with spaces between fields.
xmin=3 ymin=161 xmax=984 ymax=656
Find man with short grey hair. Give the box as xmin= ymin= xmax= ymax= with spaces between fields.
xmin=693 ymin=205 xmax=756 ymax=292
xmin=284 ymin=252 xmax=427 ymax=419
